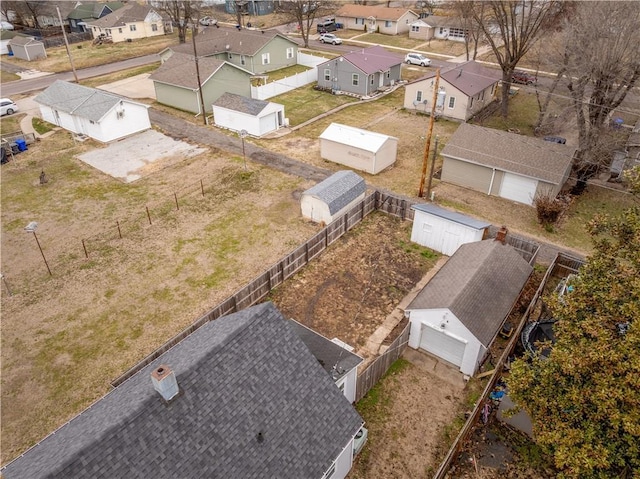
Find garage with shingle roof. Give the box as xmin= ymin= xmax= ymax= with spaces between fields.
xmin=440 ymin=123 xmax=576 ymax=205
xmin=301 ymin=170 xmax=367 ymax=225
xmin=212 ymin=92 xmax=285 ymax=137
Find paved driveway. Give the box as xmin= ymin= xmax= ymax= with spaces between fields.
xmin=97 ymin=73 xmax=156 ymax=100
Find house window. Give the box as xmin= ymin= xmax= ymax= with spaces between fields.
xmin=448 ymin=96 xmax=456 ymax=109
xmin=385 ymin=70 xmax=390 ymax=79
xmin=411 ymin=25 xmax=419 ymax=32
xmin=106 ymin=29 xmax=111 ymax=35
xmin=151 ymin=24 xmax=158 ymax=32
xmin=240 ymin=55 xmax=246 ymax=65
xmin=439 ymin=27 xmax=444 ymax=34
xmin=262 ymin=53 xmax=270 ymax=65
xmin=355 ymin=18 xmax=364 ymax=25
xmin=286 ymin=47 xmax=294 ymax=59
xmin=416 ymin=90 xmax=423 ymax=102
xmin=469 ymin=97 xmax=474 ymax=108
xmin=480 ymin=90 xmax=485 ymax=100
xmin=129 ymin=24 xmax=136 ymax=32
xmin=449 ymin=27 xmax=467 ymax=38
xmin=352 ymin=73 xmax=359 ymax=86
xmin=118 ymin=28 xmax=122 ymax=33
xmin=370 ymin=75 xmax=374 ymax=85
xmin=324 ymin=68 xmax=331 ymax=81
xmin=422 ymin=223 xmax=433 ymax=233
xmin=385 ymin=20 xmax=392 ymax=27
xmin=93 ymin=27 xmax=97 ymax=32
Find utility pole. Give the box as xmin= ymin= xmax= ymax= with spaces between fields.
xmin=57 ymin=5 xmax=78 ymax=83
xmin=418 ymin=68 xmax=440 ymax=198
xmin=426 ymin=135 xmax=439 ymax=201
xmin=191 ymin=25 xmax=207 ymax=125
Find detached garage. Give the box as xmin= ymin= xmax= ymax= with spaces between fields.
xmin=406 ymin=239 xmax=532 ymax=376
xmin=301 ymin=170 xmax=366 ymax=224
xmin=8 ymin=35 xmax=46 ymax=61
xmin=440 ymin=123 xmax=575 ymax=206
xmin=411 ymin=203 xmax=490 ymax=255
xmin=212 ymin=92 xmax=285 ymax=138
xmin=319 ymin=123 xmax=398 ymax=175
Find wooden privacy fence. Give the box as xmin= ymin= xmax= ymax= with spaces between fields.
xmin=432 ymin=252 xmax=585 ymax=478
xmin=113 ymin=191 xmax=378 ymax=386
xmin=354 ymin=322 xmax=411 ymax=403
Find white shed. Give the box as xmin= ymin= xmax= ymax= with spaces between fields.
xmin=406 ymin=240 xmax=532 ymax=376
xmin=319 ymin=123 xmax=398 ymax=175
xmin=34 ymin=80 xmax=151 ymax=143
xmin=301 ymin=170 xmax=367 ymax=225
xmin=212 ymin=92 xmax=285 ymax=137
xmin=411 ymin=203 xmax=491 ymax=255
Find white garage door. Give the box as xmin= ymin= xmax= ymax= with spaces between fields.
xmin=499 ymin=172 xmax=538 ymax=205
xmin=419 ymin=325 xmax=466 ymax=368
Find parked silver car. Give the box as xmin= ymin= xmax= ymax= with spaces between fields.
xmin=319 ymin=33 xmax=342 ymax=45
xmin=0 ymin=98 xmax=18 ymax=116
xmin=405 ymin=53 xmax=431 ymax=67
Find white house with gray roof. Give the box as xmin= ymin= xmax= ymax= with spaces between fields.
xmin=301 ymin=170 xmax=367 ymax=225
xmin=212 ymin=92 xmax=285 ymax=137
xmin=34 ymin=80 xmax=150 ymax=143
xmin=441 ymin=123 xmax=576 ymax=205
xmin=1 ymin=302 xmax=365 ymax=479
xmin=406 ymin=239 xmax=533 ymax=376
xmin=85 ymin=3 xmax=170 ymax=43
xmin=411 ymin=203 xmax=491 ymax=255
xmin=319 ymin=123 xmax=398 ymax=174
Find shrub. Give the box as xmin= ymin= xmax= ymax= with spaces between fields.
xmin=534 ymin=193 xmax=564 ymax=226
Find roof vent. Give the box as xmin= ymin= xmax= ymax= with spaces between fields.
xmin=151 ymin=364 xmax=179 ymax=401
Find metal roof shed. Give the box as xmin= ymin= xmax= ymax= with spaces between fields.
xmin=301 ymin=170 xmax=367 ymax=225
xmin=410 ymin=203 xmax=491 ymax=255
xmin=319 ymin=123 xmax=398 ymax=175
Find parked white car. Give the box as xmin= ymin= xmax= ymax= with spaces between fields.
xmin=1 ymin=21 xmax=14 ymax=30
xmin=0 ymin=98 xmax=18 ymax=116
xmin=405 ymin=53 xmax=431 ymax=67
xmin=319 ymin=33 xmax=342 ymax=45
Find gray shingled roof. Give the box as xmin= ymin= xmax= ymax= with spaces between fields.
xmin=33 ymin=80 xmax=136 ymax=123
xmin=149 ymin=52 xmax=250 ymax=89
xmin=406 ymin=240 xmax=532 ymax=346
xmin=412 ymin=203 xmax=491 ymax=230
xmin=288 ymin=320 xmax=363 ymax=382
xmin=303 ymin=170 xmax=367 ymax=215
xmin=441 ymin=123 xmax=576 ymax=184
xmin=338 ymin=45 xmax=403 ymax=75
xmin=170 ymin=26 xmax=296 ymax=57
xmin=87 ymin=3 xmax=157 ymax=28
xmin=213 ymin=92 xmax=269 ymax=116
xmin=336 ymin=4 xmax=417 ymax=21
xmin=8 ymin=35 xmax=42 ymax=47
xmin=1 ymin=302 xmax=363 ymax=479
xmin=408 ymin=61 xmax=500 ymax=97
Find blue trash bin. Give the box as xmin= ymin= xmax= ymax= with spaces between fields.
xmin=15 ymin=139 xmax=27 ymax=152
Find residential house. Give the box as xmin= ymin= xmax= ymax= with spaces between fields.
xmin=406 ymin=239 xmax=533 ymax=376
xmin=409 ymin=15 xmax=468 ymax=42
xmin=0 ymin=302 xmax=365 ymax=479
xmin=404 ymin=61 xmax=500 ymax=121
xmin=163 ymin=26 xmax=298 ymax=75
xmin=34 ymin=80 xmax=151 ymax=143
xmin=67 ymin=1 xmax=124 ymax=33
xmin=212 ymin=92 xmax=285 ymax=137
xmin=440 ymin=123 xmax=576 ymax=206
xmin=319 ymin=123 xmax=398 ymax=174
xmin=225 ymin=0 xmax=275 ymax=16
xmin=150 ymin=52 xmax=253 ymax=115
xmin=8 ymin=35 xmax=46 ymax=61
xmin=85 ymin=3 xmax=171 ymax=43
xmin=335 ymin=4 xmax=419 ymax=34
xmin=316 ymin=45 xmax=403 ymax=98
xmin=34 ymin=2 xmax=77 ymax=28
xmin=300 ymin=170 xmax=367 ymax=225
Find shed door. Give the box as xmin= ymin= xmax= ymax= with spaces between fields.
xmin=419 ymin=325 xmax=466 ymax=368
xmin=499 ymin=173 xmax=537 ymax=205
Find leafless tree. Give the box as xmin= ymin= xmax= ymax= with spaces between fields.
xmin=13 ymin=1 xmax=49 ymax=29
xmin=552 ymin=2 xmax=640 ymax=189
xmin=279 ymin=0 xmax=336 ymax=48
xmin=453 ymin=0 xmax=483 ymax=61
xmin=469 ymin=0 xmax=565 ymax=117
xmin=156 ymin=0 xmax=200 ymax=43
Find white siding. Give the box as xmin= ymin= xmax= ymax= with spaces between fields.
xmin=329 ymin=437 xmax=355 ymax=479
xmin=410 ymin=211 xmax=485 ymax=255
xmin=499 ymin=172 xmax=538 ymax=205
xmin=336 ymin=367 xmax=358 ymax=404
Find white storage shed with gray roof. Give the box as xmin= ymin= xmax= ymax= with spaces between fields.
xmin=319 ymin=123 xmax=398 ymax=175
xmin=411 ymin=203 xmax=491 ymax=255
xmin=301 ymin=170 xmax=366 ymax=225
xmin=212 ymin=92 xmax=285 ymax=137
xmin=34 ymin=80 xmax=150 ymax=143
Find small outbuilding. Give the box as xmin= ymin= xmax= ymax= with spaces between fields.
xmin=301 ymin=170 xmax=366 ymax=225
xmin=212 ymin=93 xmax=285 ymax=137
xmin=8 ymin=35 xmax=46 ymax=61
xmin=405 ymin=239 xmax=532 ymax=376
xmin=319 ymin=123 xmax=398 ymax=175
xmin=411 ymin=203 xmax=491 ymax=255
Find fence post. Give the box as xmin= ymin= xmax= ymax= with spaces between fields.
xmin=116 ymin=220 xmax=122 ymax=239
xmin=146 ymin=206 xmax=152 ymax=225
xmin=174 ymin=193 xmax=179 ymax=211
xmin=200 ymin=179 xmax=205 ymax=196
xmin=82 ymin=239 xmax=88 ymax=258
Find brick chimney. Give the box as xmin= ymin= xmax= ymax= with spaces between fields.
xmin=151 ymin=365 xmax=179 ymax=401
xmin=495 ymin=225 xmax=508 ymax=244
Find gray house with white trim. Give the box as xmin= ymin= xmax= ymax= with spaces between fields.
xmin=1 ymin=302 xmax=365 ymax=479
xmin=441 ymin=123 xmax=576 ymax=205
xmin=301 ymin=170 xmax=367 ymax=225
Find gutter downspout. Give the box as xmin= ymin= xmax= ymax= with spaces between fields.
xmin=488 ymin=168 xmax=496 ymax=196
